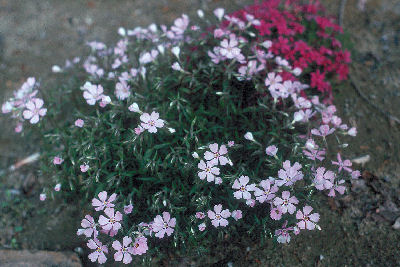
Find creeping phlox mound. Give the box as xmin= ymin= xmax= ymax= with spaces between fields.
xmin=2 ymin=1 xmax=356 ymax=264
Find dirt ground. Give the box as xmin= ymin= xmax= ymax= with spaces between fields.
xmin=0 ymin=0 xmax=399 ymax=266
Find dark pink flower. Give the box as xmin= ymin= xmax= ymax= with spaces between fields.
xmin=311 ymin=125 xmax=335 ymax=137
xmin=270 ymin=206 xmax=282 ymax=220
xmin=275 ymin=221 xmax=294 ymax=244
xmin=195 ymin=212 xmax=205 ymax=219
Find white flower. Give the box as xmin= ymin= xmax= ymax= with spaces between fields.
xmin=140 ymin=111 xmax=164 ymax=133
xmin=52 ymin=65 xmax=62 ymax=73
xmin=244 ymin=132 xmax=254 ymax=141
xmin=118 ymin=27 xmax=126 ymax=36
xmin=128 ymin=102 xmax=140 ymax=113
xmin=197 ymin=10 xmax=204 ymax=18
xmin=171 ymin=46 xmax=180 ymax=58
xmin=171 ymin=62 xmax=182 ymax=71
xmin=213 ymin=8 xmax=225 ymax=20
xmin=192 ymin=152 xmax=199 ymax=159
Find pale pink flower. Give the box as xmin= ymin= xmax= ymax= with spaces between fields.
xmin=273 ymin=191 xmax=299 ymax=214
xmin=92 ymin=191 xmax=117 ymax=211
xmin=219 ymin=35 xmax=241 ymax=59
xmin=313 ymin=167 xmax=334 ymax=190
xmin=134 ymin=125 xmax=145 ymax=135
xmin=208 ymin=204 xmax=231 ymax=227
xmin=54 ymin=183 xmax=61 ymax=192
xmin=198 ymin=223 xmax=206 ymax=231
xmin=83 ymin=82 xmax=104 ymax=105
xmin=231 ymin=210 xmax=243 ymax=221
xmin=170 ymin=14 xmax=189 ymax=36
xmin=204 ymin=143 xmax=229 ymax=166
xmin=115 ymin=81 xmax=131 ymax=100
xmin=331 ymin=153 xmax=352 ymax=173
xmin=208 ymin=47 xmax=223 ymax=64
xmin=198 ymin=160 xmax=220 ymax=182
xmin=124 ymin=204 xmax=133 ymax=214
xmin=254 ymin=180 xmax=278 ymax=203
xmin=152 ymin=211 xmax=176 ymax=238
xmin=100 ymin=228 xmax=118 ymax=237
xmin=275 ymin=221 xmax=293 ymax=244
xmin=214 ymin=177 xmax=223 ymax=184
xmin=75 ymin=119 xmax=84 ymax=127
xmin=351 ymin=170 xmax=361 ymax=179
xmin=296 ymin=206 xmax=320 ymax=230
xmin=311 ymin=125 xmax=335 ymax=137
xmin=23 ymin=98 xmax=47 ymax=124
xmin=131 ymin=236 xmax=148 ymax=255
xmin=265 ymin=72 xmax=283 ymax=91
xmin=99 ymin=95 xmax=111 ymax=108
xmin=80 ymin=164 xmax=89 ymax=173
xmin=348 ymin=127 xmax=357 ymax=136
xmin=171 ymin=62 xmax=182 ymax=71
xmin=112 ymin=236 xmax=133 ymax=264
xmin=87 ymin=238 xmax=108 ymax=264
xmin=15 ymin=123 xmax=23 ymax=133
xmin=276 ymin=160 xmax=303 ymax=186
xmin=238 ymin=60 xmax=264 ymax=79
xmin=246 ymin=198 xmax=256 ymax=207
xmin=140 ymin=111 xmax=164 ymax=133
xmin=232 ymin=175 xmax=256 ymax=200
xmin=265 ymin=145 xmax=278 ymax=157
xmin=53 ymin=156 xmax=64 ymax=165
xmin=39 ymin=193 xmax=46 ymax=201
xmin=328 ymin=179 xmax=346 ymax=197
xmin=138 ymin=222 xmax=153 ymax=236
xmin=2 ymin=101 xmax=13 ymax=113
xmin=292 ymin=94 xmax=312 ymax=109
xmin=303 ymin=146 xmax=325 ymax=161
xmin=228 ymin=141 xmax=235 ymax=147
xmin=270 ymin=206 xmax=282 ymax=220
xmin=99 ymin=208 xmax=123 ymax=233
xmin=77 ymin=215 xmax=97 ymax=238
xmin=195 ymin=212 xmax=205 ymax=219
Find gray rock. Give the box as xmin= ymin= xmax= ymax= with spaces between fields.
xmin=0 ymin=250 xmax=81 ymax=267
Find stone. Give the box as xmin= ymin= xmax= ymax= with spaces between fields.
xmin=393 ymin=217 xmax=400 ymax=230
xmin=0 ymin=250 xmax=82 ymax=267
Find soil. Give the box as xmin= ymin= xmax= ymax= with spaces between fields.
xmin=0 ymin=0 xmax=399 ymax=266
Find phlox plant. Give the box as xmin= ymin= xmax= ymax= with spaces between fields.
xmin=1 ymin=0 xmax=357 ymax=264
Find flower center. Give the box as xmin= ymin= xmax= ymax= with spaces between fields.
xmin=109 ymin=217 xmax=115 ymax=223
xmin=163 ymin=222 xmax=168 ymax=229
xmin=149 ymin=120 xmax=155 ymax=126
xmin=96 ymin=247 xmax=102 ymax=252
xmin=240 ymin=185 xmax=246 ymax=192
xmin=216 ymin=214 xmax=221 ymax=220
xmin=304 ymin=216 xmax=310 ymax=221
xmin=135 ymin=243 xmax=140 ymax=248
xmin=283 ymin=200 xmax=288 ymax=205
xmin=214 ymin=152 xmax=220 ymax=158
xmin=205 ymin=167 xmax=211 ymax=173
